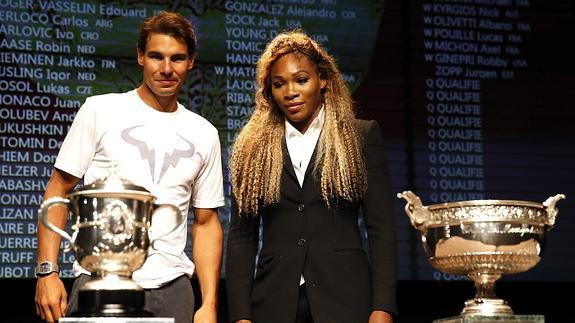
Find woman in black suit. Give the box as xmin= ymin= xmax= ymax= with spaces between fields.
xmin=226 ymin=30 xmax=397 ymax=323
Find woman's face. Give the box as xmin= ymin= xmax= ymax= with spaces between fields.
xmin=270 ymin=53 xmax=326 ymax=133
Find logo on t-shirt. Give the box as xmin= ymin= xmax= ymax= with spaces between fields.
xmin=121 ymin=125 xmax=195 ymax=183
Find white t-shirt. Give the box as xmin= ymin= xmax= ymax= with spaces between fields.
xmin=55 ymin=89 xmax=225 ymax=288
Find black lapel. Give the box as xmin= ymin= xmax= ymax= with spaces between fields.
xmin=282 ymin=136 xmax=298 ymax=182
xmin=303 ymin=142 xmax=319 ymax=182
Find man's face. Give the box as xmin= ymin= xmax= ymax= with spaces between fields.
xmin=137 ymin=33 xmax=193 ymax=99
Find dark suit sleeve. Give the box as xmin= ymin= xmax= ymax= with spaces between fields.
xmin=361 ymin=120 xmax=398 ymax=315
xmin=225 ymin=198 xmax=260 ymax=322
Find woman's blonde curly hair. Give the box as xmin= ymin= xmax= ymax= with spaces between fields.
xmin=230 ymin=30 xmax=367 ymax=216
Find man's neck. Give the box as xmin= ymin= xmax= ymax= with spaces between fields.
xmin=136 ymin=85 xmax=178 ymax=113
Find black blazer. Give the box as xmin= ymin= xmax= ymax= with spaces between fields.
xmin=226 ymin=120 xmax=397 ymax=323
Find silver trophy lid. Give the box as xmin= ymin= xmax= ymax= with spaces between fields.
xmin=70 ymin=161 xmax=154 ymax=201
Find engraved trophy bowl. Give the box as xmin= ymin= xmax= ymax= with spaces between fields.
xmin=38 ymin=167 xmax=183 ymax=317
xmin=397 ymin=190 xmax=566 ymax=316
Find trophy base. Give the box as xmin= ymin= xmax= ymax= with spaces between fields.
xmin=434 ymin=314 xmax=545 ymax=323
xmin=60 ymin=319 xmax=173 ymax=323
xmin=462 ymin=298 xmax=514 ymax=316
xmin=70 ymin=289 xmax=152 ymax=317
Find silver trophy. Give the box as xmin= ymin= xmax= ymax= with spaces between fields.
xmin=39 ymin=168 xmax=182 ymax=317
xmin=397 ymin=191 xmax=565 ymax=316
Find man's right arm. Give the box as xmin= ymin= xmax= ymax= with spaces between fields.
xmin=35 ymin=168 xmax=81 ymax=322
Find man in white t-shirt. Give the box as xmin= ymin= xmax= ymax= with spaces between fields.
xmin=34 ymin=12 xmax=224 ymax=323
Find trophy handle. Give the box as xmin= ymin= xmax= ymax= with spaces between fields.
xmin=38 ymin=197 xmax=75 ymax=251
xmin=151 ymin=204 xmax=184 ymax=239
xmin=397 ymin=190 xmax=433 ymax=229
xmin=543 ymin=193 xmax=566 ymax=228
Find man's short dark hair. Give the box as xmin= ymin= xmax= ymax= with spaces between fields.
xmin=137 ymin=11 xmax=197 ymax=59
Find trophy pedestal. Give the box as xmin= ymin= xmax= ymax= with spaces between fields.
xmin=71 ymin=289 xmax=152 ymax=318
xmin=434 ymin=315 xmax=545 ymax=323
xmin=60 ymin=318 xmax=174 ymax=323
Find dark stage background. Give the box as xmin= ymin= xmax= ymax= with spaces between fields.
xmin=1 ymin=0 xmax=574 ymax=322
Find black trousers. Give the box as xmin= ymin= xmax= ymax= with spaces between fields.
xmin=295 ymin=284 xmax=314 ymax=323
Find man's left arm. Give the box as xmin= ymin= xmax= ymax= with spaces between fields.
xmin=192 ymin=207 xmax=223 ymax=323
